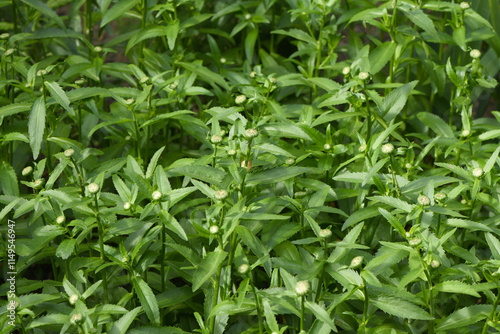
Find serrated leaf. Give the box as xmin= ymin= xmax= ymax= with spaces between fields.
xmin=28 ymin=98 xmax=46 ymax=160
xmin=45 ymin=81 xmax=74 ymax=116
xmin=379 ymin=208 xmax=406 ymax=236
xmin=484 ymin=146 xmax=500 ymax=174
xmin=21 ymin=0 xmax=64 ymax=29
xmin=371 ymin=196 xmax=414 ymax=213
xmin=167 ymin=19 xmax=179 ymax=50
xmin=486 ymin=233 xmax=500 ymax=260
xmin=160 ymin=210 xmax=188 ymax=241
xmin=0 ymin=161 xmax=19 ymax=196
xmin=131 ymin=276 xmax=160 ymax=325
xmin=433 ymin=281 xmax=480 ymax=297
xmin=177 ymin=61 xmax=229 ymax=90
xmin=193 ymin=249 xmax=227 ymax=291
xmin=305 ymin=301 xmax=337 ymax=332
xmin=56 ymin=239 xmax=76 ymax=259
xmin=369 ymin=41 xmax=397 ymax=75
xmin=417 ymin=112 xmax=454 ymax=138
xmin=437 ymin=305 xmax=492 ymax=331
xmin=0 ymin=102 xmax=31 ymax=117
xmin=372 ymin=296 xmax=433 ymax=320
xmin=167 ymin=165 xmax=226 ymax=186
xmin=109 ymin=307 xmax=142 ymax=334
xmin=146 ymin=146 xmax=165 ymax=179
xmin=342 ymin=205 xmax=381 ymax=230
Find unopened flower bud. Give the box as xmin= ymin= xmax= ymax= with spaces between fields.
xmin=245 ymin=13 xmax=251 ymax=20
xmin=418 ymin=194 xmax=430 ymax=206
xmin=22 ymin=166 xmax=33 ymax=176
xmin=235 ymin=95 xmax=246 ymax=104
xmin=4 ymin=48 xmax=14 ymax=56
xmin=470 ymin=49 xmax=481 ymax=59
xmin=70 ymin=313 xmax=83 ymax=325
xmin=37 ymin=69 xmax=47 ymax=77
xmin=94 ymin=46 xmax=102 ymax=53
xmin=285 ymin=158 xmax=295 ymax=165
xmin=220 ymin=57 xmax=227 ymax=64
xmin=227 ymin=149 xmax=237 ymax=156
xmin=431 ymin=260 xmax=440 ymax=268
xmin=152 ymin=191 xmax=162 ymax=201
xmin=250 ymin=71 xmax=257 ymax=78
xmin=140 ymin=76 xmax=149 ymax=84
xmin=209 ymin=225 xmax=219 ymax=234
xmin=295 ymin=280 xmax=310 ymax=296
xmin=324 ymin=143 xmax=331 ymax=150
xmin=69 ymin=294 xmax=78 ymax=305
xmin=460 ymin=2 xmax=470 ymax=9
xmin=123 ymin=202 xmax=131 ymax=210
xmin=294 ymin=191 xmax=307 ymax=199
xmin=88 ymin=182 xmax=99 ymax=194
xmin=211 ymin=134 xmax=223 ymax=144
xmin=434 ymin=192 xmax=447 ymax=201
xmin=319 ymin=229 xmax=332 ymax=239
xmin=244 ymin=128 xmax=258 ymax=139
xmin=381 ymin=143 xmax=394 ymax=154
xmin=350 ymin=256 xmax=363 ymax=269
xmin=214 ymin=189 xmax=228 ymax=200
xmin=358 ymin=72 xmax=370 ymax=81
xmin=409 ymin=238 xmax=422 ymax=247
xmin=405 ymin=163 xmax=412 ymax=169
xmin=472 ymin=167 xmax=483 ymax=178
xmin=0 ymin=33 xmax=10 ymax=39
xmin=64 ymin=148 xmax=74 ymax=157
xmin=359 ymin=144 xmax=366 ymax=152
xmin=56 ymin=215 xmax=65 ymax=224
xmin=461 ymin=129 xmax=470 ymax=137
xmin=125 ymin=98 xmax=134 ymax=105
xmin=33 ymin=178 xmax=44 ymax=189
xmin=238 ymin=263 xmax=249 ymax=274
xmin=342 ymin=67 xmax=351 ymax=75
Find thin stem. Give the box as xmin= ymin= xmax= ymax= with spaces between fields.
xmin=250 ymin=276 xmax=264 ymax=334
xmin=94 ymin=194 xmax=109 ymax=304
xmin=482 ymin=286 xmax=500 ymax=334
xmin=300 ymin=295 xmax=305 ymax=332
xmin=209 ymin=263 xmax=223 ymax=334
xmin=361 ymin=277 xmax=369 ymax=327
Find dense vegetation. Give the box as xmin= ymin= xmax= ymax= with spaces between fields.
xmin=1 ymin=0 xmax=500 ymax=333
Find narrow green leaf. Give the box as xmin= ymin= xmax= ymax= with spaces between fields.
xmin=245 ymin=27 xmax=258 ymax=64
xmin=246 ymin=167 xmax=309 ymax=185
xmin=372 ymin=296 xmax=433 ymax=320
xmin=45 ymin=81 xmax=75 ymax=116
xmin=28 ymin=98 xmax=46 ymax=160
xmin=382 ymin=81 xmax=418 ymax=123
xmin=437 ymin=305 xmax=492 ymax=331
xmin=371 ymin=196 xmax=415 ymax=213
xmin=167 ymin=165 xmax=226 ymax=186
xmin=417 ymin=112 xmax=455 ymax=138
xmin=126 ymin=25 xmax=168 ymax=53
xmin=453 ymin=26 xmax=466 ymax=51
xmin=109 ymin=307 xmax=142 ymax=334
xmin=484 ymin=146 xmax=500 ymax=174
xmin=146 ymin=146 xmax=165 ymax=179
xmin=193 ymin=250 xmax=227 ymax=291
xmin=177 ymin=61 xmax=229 ymax=90
xmin=20 ymin=0 xmax=65 ymax=28
xmin=0 ymin=102 xmax=31 ymax=117
xmin=433 ymin=281 xmax=480 ymax=298
xmin=160 ymin=210 xmax=188 ymax=241
xmin=369 ymin=41 xmax=397 ymax=74
xmin=101 ymin=0 xmax=140 ymax=27
xmin=167 ymin=19 xmax=179 ymax=50
xmin=399 ymin=3 xmax=439 ymax=41
xmin=342 ymin=205 xmax=381 ymax=230
xmin=131 ymin=276 xmax=160 ymax=325
xmin=305 ymin=301 xmax=337 ymax=332
xmin=379 ymin=208 xmax=406 ymax=236
xmin=486 ymin=233 xmax=500 ymax=260
xmin=0 ymin=161 xmax=19 ymax=196
xmin=55 ymin=239 xmax=76 ymax=259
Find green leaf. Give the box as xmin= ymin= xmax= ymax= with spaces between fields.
xmin=382 ymin=81 xmax=418 ymax=123
xmin=109 ymin=307 xmax=142 ymax=334
xmin=437 ymin=305 xmax=492 ymax=331
xmin=167 ymin=165 xmax=226 ymax=186
xmin=342 ymin=205 xmax=381 ymax=230
xmin=371 ymin=122 xmax=401 ymax=151
xmin=193 ymin=249 xmax=227 ymax=291
xmin=45 ymin=81 xmax=74 ymax=116
xmin=0 ymin=161 xmax=19 ymax=196
xmin=433 ymin=281 xmax=480 ymax=298
xmin=479 ymin=129 xmax=500 ymax=141
xmin=305 ymin=301 xmax=337 ymax=332
xmin=484 ymin=146 xmax=500 ymax=174
xmin=126 ymin=25 xmax=167 ymax=53
xmin=261 ymin=123 xmax=312 ymax=141
xmin=370 ymin=196 xmax=415 ymax=213
xmin=101 ymin=0 xmax=140 ymax=27
xmin=362 ymin=157 xmax=389 ymax=187
xmin=399 ymin=3 xmax=439 ymax=41
xmin=160 ymin=210 xmax=188 ymax=241
xmin=28 ymin=98 xmax=46 ymax=160
xmin=246 ymin=167 xmax=309 ymax=185
xmin=0 ymin=102 xmax=31 ymax=117
xmin=131 ymin=276 xmax=160 ymax=325
xmin=177 ymin=61 xmax=229 ymax=90
xmin=453 ymin=25 xmax=466 ymax=51
xmin=417 ymin=112 xmax=455 ymax=138
xmin=485 ymin=233 xmax=500 ymax=260
xmin=20 ymin=0 xmax=65 ymax=28
xmin=369 ymin=41 xmax=397 ymax=75
xmin=167 ymin=19 xmax=179 ymax=50
xmin=371 ymin=296 xmax=433 ymax=320
xmin=378 ymin=208 xmax=406 ymax=236
xmin=146 ymin=146 xmax=165 ymax=179
xmin=55 ymin=239 xmax=76 ymax=259
xmin=245 ymin=27 xmax=258 ymax=64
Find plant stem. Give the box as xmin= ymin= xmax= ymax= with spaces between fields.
xmin=94 ymin=194 xmax=109 ymax=304
xmin=250 ymin=276 xmax=264 ymax=334
xmin=300 ymin=295 xmax=305 ymax=332
xmin=361 ymin=276 xmax=369 ymax=327
xmin=482 ymin=286 xmax=500 ymax=334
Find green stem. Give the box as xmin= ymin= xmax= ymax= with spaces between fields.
xmin=250 ymin=277 xmax=264 ymax=334
xmin=94 ymin=194 xmax=109 ymax=304
xmin=361 ymin=277 xmax=369 ymax=327
xmin=209 ymin=263 xmax=223 ymax=334
xmin=389 ymin=155 xmax=401 ymax=196
xmin=483 ymin=286 xmax=500 ymax=334
xmin=300 ymin=295 xmax=305 ymax=332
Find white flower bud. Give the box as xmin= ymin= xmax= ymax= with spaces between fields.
xmin=472 ymin=167 xmax=483 ymax=178
xmin=220 ymin=57 xmax=227 ymax=64
xmin=461 ymin=129 xmax=470 ymax=137
xmin=470 ymin=49 xmax=481 ymax=59
xmin=405 ymin=231 xmax=411 ymax=238
xmin=227 ymin=149 xmax=237 ymax=156
xmin=88 ymin=183 xmax=99 ymax=194
xmin=350 ymin=256 xmax=363 ymax=269
xmin=22 ymin=166 xmax=33 ymax=176
xmin=169 ymin=83 xmax=177 ymax=89
xmin=285 ymin=158 xmax=295 ymax=165
xmin=0 ymin=33 xmax=10 ymax=39
xmin=125 ymin=98 xmax=134 ymax=105
xmin=460 ymin=2 xmax=470 ymax=9
xmin=211 ymin=134 xmax=223 ymax=144
xmin=409 ymin=238 xmax=422 ymax=247
xmin=123 ymin=202 xmax=131 ymax=210
xmin=235 ymin=95 xmax=246 ymax=104
xmin=33 ymin=178 xmax=44 ymax=189
xmin=431 ymin=260 xmax=440 ymax=268
xmin=238 ymin=263 xmax=250 ymax=274
xmin=245 ymin=14 xmax=251 ymax=20
xmin=214 ymin=189 xmax=229 ymax=200
xmin=319 ymin=229 xmax=332 ymax=238
xmin=56 ymin=215 xmax=65 ymax=224
xmin=358 ymin=71 xmax=370 ymax=81
xmin=295 ymin=280 xmax=310 ymax=296
xmin=244 ymin=128 xmax=258 ymax=139
xmin=4 ymin=48 xmax=15 ymax=56
xmin=418 ymin=194 xmax=430 ymax=206
xmin=405 ymin=163 xmax=412 ymax=169
xmin=250 ymin=71 xmax=257 ymax=78
xmin=69 ymin=294 xmax=78 ymax=305
xmin=94 ymin=46 xmax=102 ymax=53
xmin=64 ymin=148 xmax=74 ymax=157
xmin=359 ymin=144 xmax=366 ymax=152
xmin=269 ymin=77 xmax=277 ymax=84
xmin=152 ymin=190 xmax=162 ymax=200
xmin=434 ymin=192 xmax=447 ymax=201
xmin=37 ymin=69 xmax=47 ymax=77
xmin=461 ymin=199 xmax=467 ymax=204
xmin=381 ymin=143 xmax=394 ymax=154
xmin=342 ymin=67 xmax=351 ymax=75
xmin=140 ymin=76 xmax=149 ymax=84
xmin=324 ymin=143 xmax=331 ymax=150
xmin=209 ymin=225 xmax=219 ymax=234
xmin=70 ymin=313 xmax=83 ymax=325
xmin=75 ymin=78 xmax=85 ymax=85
